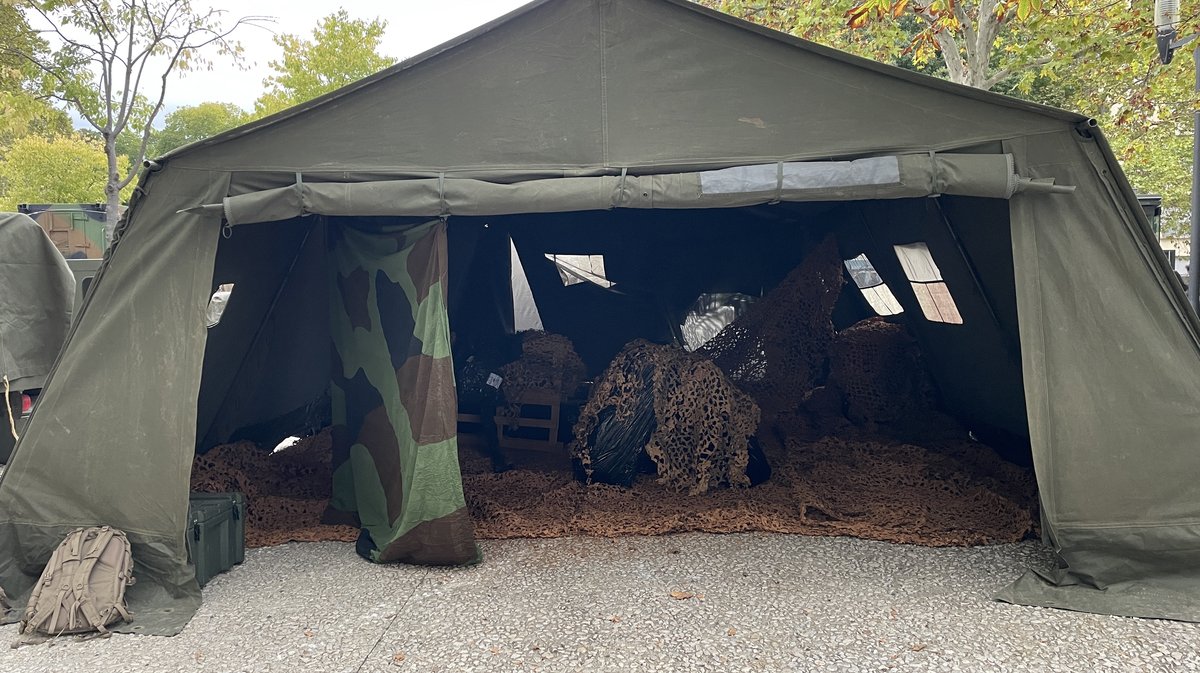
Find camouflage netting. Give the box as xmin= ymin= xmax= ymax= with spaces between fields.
xmin=572 ymin=340 xmax=760 ymax=494
xmin=828 ymin=317 xmax=936 ymax=425
xmin=461 ymin=436 xmax=1035 ymax=546
xmin=698 ymin=235 xmax=844 ymax=412
xmin=191 ymin=428 xmax=358 ymax=548
xmin=497 ymin=331 xmax=587 ymax=420
xmin=192 ymin=431 xmax=1036 ymax=549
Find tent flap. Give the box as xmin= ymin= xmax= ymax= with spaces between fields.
xmin=1000 ymin=131 xmax=1200 ymax=621
xmin=212 ymin=153 xmax=1066 ymax=225
xmin=325 ymin=218 xmax=479 ymax=565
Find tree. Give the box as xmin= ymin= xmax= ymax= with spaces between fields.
xmin=4 ymin=0 xmax=261 ymax=242
xmin=0 ymin=134 xmax=134 ymax=210
xmin=0 ymin=4 xmax=71 ymax=141
xmin=253 ymin=10 xmax=397 ymax=118
xmin=150 ymin=101 xmax=247 ymax=157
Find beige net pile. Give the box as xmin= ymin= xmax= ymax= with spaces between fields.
xmin=572 ymin=340 xmax=760 ymax=494
xmin=497 ymin=331 xmax=587 ymax=419
xmin=191 ymin=428 xmax=357 ymax=548
xmin=698 ymin=235 xmax=844 ymax=412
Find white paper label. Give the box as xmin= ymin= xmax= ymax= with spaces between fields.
xmin=486 ymin=373 xmax=503 ymax=389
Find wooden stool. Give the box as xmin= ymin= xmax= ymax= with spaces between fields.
xmin=495 ymin=389 xmax=563 ymax=453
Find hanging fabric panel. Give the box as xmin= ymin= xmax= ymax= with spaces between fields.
xmin=326 ymin=218 xmax=479 ymax=565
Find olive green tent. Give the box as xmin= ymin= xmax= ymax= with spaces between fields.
xmin=3 ymin=0 xmax=1199 ymax=635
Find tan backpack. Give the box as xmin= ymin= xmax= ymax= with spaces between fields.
xmin=19 ymin=526 xmax=135 ymax=638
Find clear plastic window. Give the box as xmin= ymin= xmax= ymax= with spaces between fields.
xmin=843 ymin=254 xmax=902 ymax=316
xmin=206 ymin=283 xmax=234 ymax=328
xmin=545 ymin=254 xmax=613 ymax=288
xmin=893 ymin=243 xmax=963 ymax=324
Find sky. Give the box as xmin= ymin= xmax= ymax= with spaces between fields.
xmin=158 ymin=0 xmax=530 ymax=110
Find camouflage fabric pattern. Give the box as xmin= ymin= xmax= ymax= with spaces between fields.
xmin=326 ymin=219 xmax=479 ymax=565
xmin=18 ymin=204 xmax=107 ymax=259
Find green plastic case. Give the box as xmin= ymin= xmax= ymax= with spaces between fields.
xmin=187 ymin=492 xmax=245 ymax=587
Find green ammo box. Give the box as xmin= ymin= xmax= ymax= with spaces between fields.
xmin=187 ymin=492 xmax=246 ymax=587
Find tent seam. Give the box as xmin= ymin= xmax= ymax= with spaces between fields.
xmin=599 ymin=0 xmax=609 ymax=167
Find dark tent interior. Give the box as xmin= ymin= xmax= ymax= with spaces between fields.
xmin=190 ymin=195 xmax=1039 ymax=550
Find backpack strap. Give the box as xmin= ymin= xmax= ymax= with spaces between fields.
xmin=73 ymin=527 xmax=118 ymax=632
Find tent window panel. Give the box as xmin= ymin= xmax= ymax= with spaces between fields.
xmin=893 ymin=243 xmax=963 ymax=325
xmin=545 ymin=253 xmax=613 ymax=288
xmin=907 ymin=279 xmax=963 ymax=324
xmin=894 ymin=242 xmax=945 ymax=283
xmin=844 ymin=254 xmax=902 ymax=316
xmin=861 ymin=285 xmax=903 ymax=316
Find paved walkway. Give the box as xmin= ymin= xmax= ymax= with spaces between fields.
xmin=2 ymin=534 xmax=1198 ymax=672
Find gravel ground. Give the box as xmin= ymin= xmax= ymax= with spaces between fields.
xmin=2 ymin=533 xmax=1199 ymax=672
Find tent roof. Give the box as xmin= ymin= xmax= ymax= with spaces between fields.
xmin=162 ymin=0 xmax=1087 ymax=175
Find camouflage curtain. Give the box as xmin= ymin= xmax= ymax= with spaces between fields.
xmin=326 ymin=218 xmax=479 ymax=565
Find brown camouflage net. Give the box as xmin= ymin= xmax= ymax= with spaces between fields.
xmin=461 ymin=436 xmax=1035 ymax=546
xmin=699 ymin=235 xmax=844 ymax=413
xmin=191 ymin=428 xmax=357 ymax=548
xmin=498 ymin=331 xmax=587 ymax=420
xmin=572 ymin=340 xmax=760 ymax=494
xmin=829 ymin=317 xmax=935 ymax=425
xmin=192 ymin=430 xmax=1035 ymax=549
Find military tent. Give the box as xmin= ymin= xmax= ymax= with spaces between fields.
xmin=0 ymin=212 xmax=75 ymax=463
xmin=3 ymin=0 xmax=1199 ymax=634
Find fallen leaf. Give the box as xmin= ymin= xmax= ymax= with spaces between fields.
xmin=304 ymin=628 xmax=314 ymax=638
xmin=669 ymin=590 xmax=695 ymax=600
xmin=391 ymin=651 xmax=406 ymax=665
xmin=489 ymin=645 xmax=501 ymax=656
xmin=609 ymin=615 xmax=622 ymax=623
xmin=911 ymin=643 xmax=927 ymax=652
xmin=530 ymin=645 xmax=541 ymax=651
xmin=727 ymin=628 xmax=737 ymax=636
xmin=193 ymin=652 xmax=204 ymax=663
xmin=696 ymin=593 xmax=705 ymax=600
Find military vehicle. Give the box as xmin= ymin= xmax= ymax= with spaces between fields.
xmin=17 ymin=203 xmax=107 ymax=260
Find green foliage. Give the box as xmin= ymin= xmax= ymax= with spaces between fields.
xmin=253 ymin=10 xmax=397 ymax=117
xmin=7 ymin=0 xmax=256 ymax=233
xmin=0 ymin=4 xmax=70 ymax=140
xmin=0 ymin=134 xmax=134 ymax=210
xmin=150 ymin=102 xmax=248 ymax=157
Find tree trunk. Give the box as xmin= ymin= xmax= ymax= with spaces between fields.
xmin=104 ymin=135 xmax=120 ymax=250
